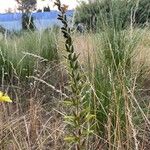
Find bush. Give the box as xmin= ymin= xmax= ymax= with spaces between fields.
xmin=74 ymin=0 xmax=150 ymax=31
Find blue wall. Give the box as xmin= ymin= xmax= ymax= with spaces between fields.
xmin=0 ymin=10 xmax=74 ymax=31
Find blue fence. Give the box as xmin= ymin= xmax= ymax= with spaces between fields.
xmin=0 ymin=10 xmax=74 ymax=31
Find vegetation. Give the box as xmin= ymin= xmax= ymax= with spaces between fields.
xmin=55 ymin=1 xmax=94 ymax=149
xmin=16 ymin=0 xmax=37 ymax=30
xmin=0 ymin=30 xmax=58 ymax=80
xmin=0 ymin=0 xmax=150 ymax=149
xmin=75 ymin=0 xmax=150 ymax=31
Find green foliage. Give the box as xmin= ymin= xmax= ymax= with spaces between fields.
xmin=85 ymin=14 xmax=142 ymax=150
xmin=74 ymin=0 xmax=100 ymax=31
xmin=0 ymin=30 xmax=58 ymax=80
xmin=134 ymin=0 xmax=150 ymax=25
xmin=55 ymin=0 xmax=94 ymax=149
xmin=76 ymin=1 xmax=144 ymax=148
xmin=75 ymin=0 xmax=150 ymax=31
xmin=81 ymin=30 xmax=140 ymax=149
xmin=54 ymin=0 xmax=145 ymax=148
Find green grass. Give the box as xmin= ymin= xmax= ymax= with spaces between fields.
xmin=75 ymin=29 xmax=149 ymax=149
xmin=76 ymin=1 xmax=149 ymax=148
xmin=0 ymin=28 xmax=150 ymax=149
xmin=0 ymin=0 xmax=150 ymax=149
xmin=0 ymin=30 xmax=58 ymax=80
xmin=63 ymin=0 xmax=149 ymax=148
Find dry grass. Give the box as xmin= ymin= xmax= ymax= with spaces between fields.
xmin=0 ymin=59 xmax=68 ymax=150
xmin=0 ymin=100 xmax=65 ymax=150
xmin=0 ymin=28 xmax=150 ymax=149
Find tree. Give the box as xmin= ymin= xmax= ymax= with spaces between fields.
xmin=37 ymin=9 xmax=42 ymax=12
xmin=16 ymin=0 xmax=36 ymax=13
xmin=43 ymin=6 xmax=50 ymax=12
xmin=15 ymin=0 xmax=37 ymax=30
xmin=5 ymin=8 xmax=13 ymax=13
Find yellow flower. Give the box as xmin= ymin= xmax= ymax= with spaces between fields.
xmin=0 ymin=91 xmax=12 ymax=102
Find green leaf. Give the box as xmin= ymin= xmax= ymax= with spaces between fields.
xmin=62 ymin=20 xmax=67 ymax=26
xmin=70 ymin=61 xmax=74 ymax=69
xmin=61 ymin=27 xmax=67 ymax=31
xmin=74 ymin=61 xmax=78 ymax=70
xmin=64 ymin=136 xmax=76 ymax=143
xmin=85 ymin=114 xmax=95 ymax=121
xmin=70 ymin=45 xmax=74 ymax=53
xmin=64 ymin=120 xmax=75 ymax=126
xmin=63 ymin=100 xmax=73 ymax=106
xmin=65 ymin=44 xmax=70 ymax=52
xmin=76 ymin=73 xmax=81 ymax=81
xmin=66 ymin=37 xmax=72 ymax=45
xmin=83 ymin=129 xmax=94 ymax=135
xmin=64 ymin=115 xmax=75 ymax=120
xmin=57 ymin=16 xmax=63 ymax=20
xmin=68 ymin=53 xmax=72 ymax=60
xmin=72 ymin=53 xmax=78 ymax=61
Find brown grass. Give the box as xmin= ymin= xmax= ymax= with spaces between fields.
xmin=0 ymin=29 xmax=150 ymax=149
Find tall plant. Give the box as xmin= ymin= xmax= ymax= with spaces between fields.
xmin=54 ymin=0 xmax=94 ymax=149
xmin=88 ymin=0 xmax=141 ymax=148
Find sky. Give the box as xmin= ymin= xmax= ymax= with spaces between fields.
xmin=0 ymin=0 xmax=88 ymax=13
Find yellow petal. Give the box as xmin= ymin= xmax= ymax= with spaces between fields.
xmin=0 ymin=91 xmax=3 ymax=97
xmin=0 ymin=95 xmax=12 ymax=102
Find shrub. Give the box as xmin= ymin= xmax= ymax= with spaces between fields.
xmin=74 ymin=0 xmax=150 ymax=31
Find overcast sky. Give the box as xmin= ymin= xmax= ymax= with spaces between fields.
xmin=0 ymin=0 xmax=88 ymax=13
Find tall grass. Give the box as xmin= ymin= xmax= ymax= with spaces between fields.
xmin=0 ymin=30 xmax=58 ymax=81
xmin=0 ymin=0 xmax=150 ymax=149
xmin=83 ymin=1 xmax=149 ymax=149
xmin=55 ymin=0 xmax=149 ymax=148
xmin=0 ymin=29 xmax=64 ymax=150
